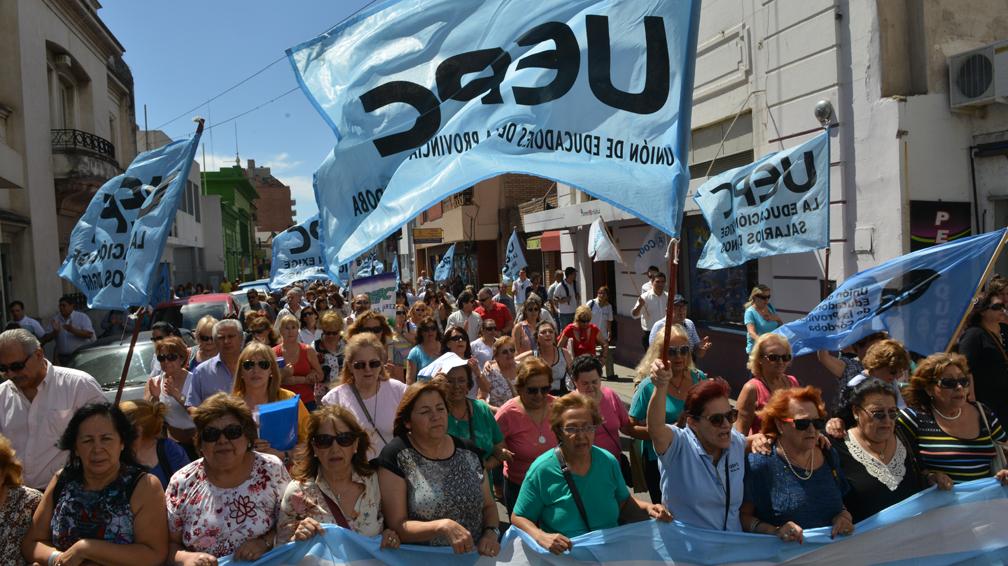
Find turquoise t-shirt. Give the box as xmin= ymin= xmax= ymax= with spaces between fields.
xmin=744 ymin=305 xmax=780 ymax=353
xmin=629 ymin=369 xmax=706 ymax=461
xmin=407 ymin=346 xmax=439 ymax=380
xmin=514 ymin=446 xmax=630 ymax=538
xmin=447 ymin=399 xmax=503 ymax=462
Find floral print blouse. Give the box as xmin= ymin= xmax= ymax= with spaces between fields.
xmin=50 ymin=464 xmax=147 ymax=550
xmin=277 ymin=470 xmax=383 ymax=541
xmin=166 ymin=452 xmax=291 ymax=557
xmin=0 ymin=485 xmax=42 ymax=563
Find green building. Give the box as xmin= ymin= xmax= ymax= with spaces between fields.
xmin=203 ymin=166 xmax=258 ymax=281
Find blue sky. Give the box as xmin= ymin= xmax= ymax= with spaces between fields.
xmin=98 ymin=0 xmax=373 ymax=223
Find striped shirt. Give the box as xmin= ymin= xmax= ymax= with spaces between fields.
xmin=897 ymin=404 xmax=1006 ymax=483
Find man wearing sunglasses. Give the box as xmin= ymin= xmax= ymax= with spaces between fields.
xmin=0 ymin=328 xmax=104 ymax=489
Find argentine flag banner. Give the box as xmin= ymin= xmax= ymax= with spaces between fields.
xmin=287 ymin=0 xmax=701 ymax=271
xmin=777 ymin=227 xmax=1007 ymax=357
xmin=223 ymin=479 xmax=1008 ymax=565
xmin=59 ymin=123 xmax=203 ymax=309
xmin=269 ymin=214 xmax=329 ymax=289
xmin=694 ymin=131 xmax=831 ymax=270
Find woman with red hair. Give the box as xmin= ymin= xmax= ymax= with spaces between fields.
xmin=740 ymin=386 xmax=853 ymax=544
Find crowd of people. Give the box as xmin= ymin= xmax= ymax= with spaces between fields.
xmin=0 ymin=268 xmax=1006 ymax=565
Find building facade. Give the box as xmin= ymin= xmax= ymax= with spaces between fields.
xmin=0 ymin=0 xmax=136 ymax=321
xmin=203 ymin=165 xmax=258 ymax=282
xmin=245 ymin=158 xmax=295 ymax=280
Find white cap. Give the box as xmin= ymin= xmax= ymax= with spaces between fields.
xmin=417 ymin=352 xmax=469 ymax=380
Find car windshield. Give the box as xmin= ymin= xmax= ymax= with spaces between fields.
xmin=65 ymin=342 xmax=156 ymax=391
xmin=154 ymin=302 xmax=228 ymax=330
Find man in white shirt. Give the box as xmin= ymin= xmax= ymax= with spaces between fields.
xmin=277 ymin=287 xmax=305 ymax=320
xmin=586 ymin=286 xmax=615 ymax=379
xmin=46 ymin=295 xmax=96 ymax=364
xmin=0 ymin=328 xmax=104 ymax=489
xmin=512 ymin=268 xmax=533 ymax=310
xmin=641 ymin=265 xmax=660 ymax=295
xmin=8 ymin=300 xmax=45 ymax=339
xmin=446 ymin=291 xmax=483 ymax=342
xmin=632 ymin=272 xmax=667 ymax=351
xmin=546 ymin=269 xmax=564 ymax=316
xmin=553 ymin=267 xmax=580 ymax=329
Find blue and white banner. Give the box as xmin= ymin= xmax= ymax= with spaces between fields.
xmin=223 ymin=479 xmax=1008 ymax=565
xmin=434 ymin=244 xmax=456 ymax=282
xmin=59 ymin=124 xmax=203 ymax=309
xmin=587 ymin=218 xmax=623 ymax=263
xmin=778 ymin=228 xmax=1007 ymax=357
xmin=392 ymin=254 xmax=401 ymax=285
xmin=694 ymin=131 xmax=831 ymax=270
xmin=352 ymin=272 xmax=398 ymax=320
xmin=269 ymin=214 xmax=330 ymax=289
xmin=288 ymin=0 xmax=701 ymax=272
xmin=634 ymin=227 xmax=670 ymax=276
xmin=354 ymin=251 xmax=385 ymax=279
xmin=502 ymin=229 xmax=528 ymax=281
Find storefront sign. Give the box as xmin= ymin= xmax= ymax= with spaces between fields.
xmin=910 ymin=200 xmax=971 ymax=251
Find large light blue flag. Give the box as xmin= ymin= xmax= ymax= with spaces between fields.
xmin=268 ymin=214 xmax=330 ymax=289
xmin=288 ymin=0 xmax=701 ymax=271
xmin=694 ymin=131 xmax=831 ymax=270
xmin=223 ymin=478 xmax=1008 ymax=565
xmin=434 ymin=244 xmax=455 ymax=282
xmin=59 ymin=123 xmax=203 ymax=309
xmin=778 ymin=228 xmax=1007 ymax=357
xmin=501 ymin=229 xmax=528 ymax=280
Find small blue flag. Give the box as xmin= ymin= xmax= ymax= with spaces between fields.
xmin=694 ymin=131 xmax=831 ymax=270
xmin=392 ymin=255 xmax=401 ymax=285
xmin=501 ymin=229 xmax=528 ymax=280
xmin=777 ymin=228 xmax=1007 ymax=357
xmin=434 ymin=244 xmax=455 ymax=282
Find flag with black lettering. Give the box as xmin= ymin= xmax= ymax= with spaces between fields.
xmin=501 ymin=229 xmax=528 ymax=280
xmin=269 ymin=214 xmax=330 ymax=289
xmin=694 ymin=131 xmax=831 ymax=269
xmin=287 ymin=0 xmax=701 ymax=271
xmin=58 ymin=123 xmax=203 ymax=309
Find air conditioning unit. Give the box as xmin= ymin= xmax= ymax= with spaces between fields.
xmin=948 ymin=39 xmax=1008 ymax=110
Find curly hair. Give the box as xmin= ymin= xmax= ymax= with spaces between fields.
xmin=757 ymin=386 xmax=826 ymax=439
xmin=347 ymin=311 xmax=394 ymax=345
xmin=747 ymin=333 xmax=792 ymax=376
xmin=903 ymin=352 xmax=971 ymax=410
xmin=0 ymin=435 xmax=24 ymax=487
xmin=192 ymin=393 xmax=258 ymax=451
xmin=861 ymin=339 xmax=910 ymax=374
xmin=339 ymin=333 xmax=387 ymax=385
xmin=515 ymin=356 xmax=552 ymax=389
xmin=549 ymin=392 xmax=601 ymax=438
xmin=291 ymin=405 xmax=372 ymax=482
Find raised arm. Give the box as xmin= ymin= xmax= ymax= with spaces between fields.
xmin=647 ymin=359 xmax=676 ymax=455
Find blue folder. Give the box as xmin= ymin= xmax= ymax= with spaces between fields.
xmin=258 ymin=395 xmax=299 ymax=452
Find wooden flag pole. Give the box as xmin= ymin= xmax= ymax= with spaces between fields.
xmin=945 ymin=229 xmax=1008 ymax=352
xmin=660 ymin=239 xmax=680 ymax=366
xmin=114 ymin=308 xmax=145 ymax=405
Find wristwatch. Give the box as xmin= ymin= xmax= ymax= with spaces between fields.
xmin=483 ymin=525 xmax=500 ymax=538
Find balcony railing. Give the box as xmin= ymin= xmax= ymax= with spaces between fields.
xmin=442 ymin=189 xmax=474 ymax=211
xmin=51 ymin=129 xmax=116 ymax=161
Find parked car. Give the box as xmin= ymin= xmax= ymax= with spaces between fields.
xmin=152 ymin=293 xmax=238 ymax=331
xmin=64 ymin=330 xmax=195 ymax=403
xmin=237 ymin=278 xmax=271 ymax=292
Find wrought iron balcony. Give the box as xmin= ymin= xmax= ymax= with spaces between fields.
xmin=51 ymin=128 xmax=116 ymax=161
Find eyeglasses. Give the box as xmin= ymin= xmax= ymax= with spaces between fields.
xmin=0 ymin=353 xmax=33 ymax=373
xmin=156 ymin=353 xmax=180 ymax=363
xmin=352 ymin=359 xmax=383 ymax=370
xmin=447 ymin=334 xmax=466 ymax=342
xmin=987 ymin=303 xmax=1006 ymax=311
xmin=198 ymin=334 xmax=213 ymax=342
xmin=756 ymin=294 xmax=771 ymax=300
xmin=361 ymin=325 xmax=383 ymax=333
xmin=323 ymin=331 xmax=341 ymax=337
xmin=311 ymin=432 xmax=358 ymax=448
xmin=668 ymin=345 xmax=691 ymax=357
xmin=396 ymin=311 xmax=406 ymax=316
xmin=938 ymin=377 xmax=970 ymax=389
xmin=781 ymin=417 xmax=826 ymax=431
xmin=241 ymin=360 xmax=271 ymax=371
xmin=857 ymin=407 xmax=900 ymax=422
xmin=497 ymin=348 xmax=516 ymax=355
xmin=693 ymin=409 xmax=739 ymax=426
xmin=483 ymin=326 xmax=498 ymax=332
xmin=201 ymin=423 xmax=245 ymax=443
xmin=561 ymin=425 xmax=597 ymax=435
xmin=762 ymin=353 xmax=792 ymax=363
xmin=525 ymin=385 xmax=551 ymax=395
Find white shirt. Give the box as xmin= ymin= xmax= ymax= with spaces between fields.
xmin=0 ymin=361 xmax=105 ymax=489
xmin=471 ymin=337 xmax=494 ymax=368
xmin=554 ymin=279 xmax=579 ymax=315
xmin=16 ymin=316 xmax=46 ymax=339
xmin=512 ymin=277 xmax=532 ymax=305
xmin=641 ymin=281 xmax=653 ymax=294
xmin=446 ymin=310 xmax=483 ymax=342
xmin=299 ymin=327 xmax=321 ymax=345
xmin=638 ymin=290 xmax=668 ymax=331
xmin=52 ymin=310 xmax=95 ymax=356
xmin=587 ymin=299 xmax=614 ymax=340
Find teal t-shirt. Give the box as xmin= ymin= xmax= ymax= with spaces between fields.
xmin=629 ymin=369 xmax=706 ymax=461
xmin=514 ymin=446 xmax=630 ymax=538
xmin=447 ymin=399 xmax=503 ymax=462
xmin=744 ymin=305 xmax=780 ymax=353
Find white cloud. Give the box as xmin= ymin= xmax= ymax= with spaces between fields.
xmin=262 ymin=152 xmax=303 ymax=171
xmin=195 ymin=146 xmax=241 ymax=171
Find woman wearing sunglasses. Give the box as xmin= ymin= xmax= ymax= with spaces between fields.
xmin=483 ymin=336 xmax=519 ymax=411
xmin=232 ymin=342 xmax=311 ymax=459
xmin=275 ymin=313 xmax=325 ymax=411
xmin=741 ymin=386 xmax=852 ymax=543
xmin=629 ymin=324 xmax=707 ymax=504
xmin=494 ymin=357 xmax=559 ymax=513
xmin=188 ymin=315 xmax=220 ymax=371
xmin=512 ymin=294 xmax=546 ymax=356
xmin=958 ymin=289 xmax=1008 ymax=422
xmin=406 ymin=317 xmax=443 ymax=385
xmin=827 ymin=339 xmax=911 ymax=438
xmin=735 ymin=333 xmax=800 ymax=438
xmin=143 ymin=336 xmax=196 ymax=446
xmin=321 ymin=334 xmax=407 ymax=460
xmin=278 ymin=406 xmax=400 ymax=548
xmin=511 ymin=393 xmax=670 ymax=554
xmin=441 ymin=325 xmax=490 ymax=399
xmin=743 ymin=284 xmax=783 ymax=355
xmin=898 ymin=353 xmax=1008 ymax=485
xmin=165 ymin=393 xmax=290 ymax=563
xmin=833 ymin=378 xmax=944 ymax=523
xmin=299 ymin=308 xmax=322 ymax=346
xmin=314 ymin=311 xmax=345 ymax=394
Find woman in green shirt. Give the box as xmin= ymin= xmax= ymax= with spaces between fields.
xmin=432 ymin=355 xmax=513 ymax=469
xmin=511 ymin=393 xmax=671 ymax=554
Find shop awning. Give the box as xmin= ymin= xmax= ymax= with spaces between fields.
xmin=541 ymin=230 xmax=561 ymax=252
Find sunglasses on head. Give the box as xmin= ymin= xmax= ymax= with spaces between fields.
xmin=352 ymin=359 xmax=383 ymax=370
xmin=781 ymin=417 xmax=826 ymax=431
xmin=241 ymin=360 xmax=271 ymax=371
xmin=525 ymin=385 xmax=551 ymax=395
xmin=198 ymin=334 xmax=213 ymax=342
xmin=311 ymin=431 xmax=358 ymax=448
xmin=693 ymin=409 xmax=739 ymax=426
xmin=668 ymin=345 xmax=691 ymax=357
xmin=156 ymin=353 xmax=180 ymax=363
xmin=763 ymin=353 xmax=792 ymax=363
xmin=0 ymin=353 xmax=33 ymax=373
xmin=938 ymin=377 xmax=970 ymax=389
xmin=201 ymin=423 xmax=244 ymax=443
xmin=858 ymin=406 xmax=900 ymax=421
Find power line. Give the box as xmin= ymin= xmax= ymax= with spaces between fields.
xmin=193 ymin=86 xmax=301 ymax=136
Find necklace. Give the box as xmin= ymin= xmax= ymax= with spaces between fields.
xmin=777 ymin=443 xmax=814 ymax=481
xmin=933 ymin=405 xmax=962 ymax=420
